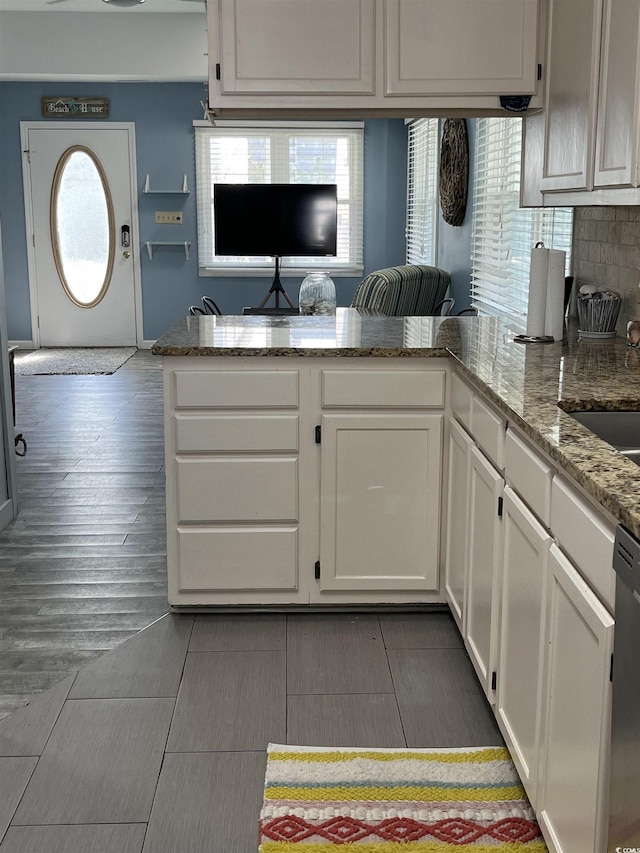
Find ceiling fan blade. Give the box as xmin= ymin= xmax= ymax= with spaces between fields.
xmin=46 ymin=1 xmax=70 ymax=5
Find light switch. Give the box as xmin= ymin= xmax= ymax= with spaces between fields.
xmin=155 ymin=211 xmax=183 ymax=224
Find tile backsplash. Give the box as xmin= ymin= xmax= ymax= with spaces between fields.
xmin=571 ymin=206 xmax=640 ymax=335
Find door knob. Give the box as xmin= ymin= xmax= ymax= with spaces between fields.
xmin=122 ymin=251 xmax=131 ymax=259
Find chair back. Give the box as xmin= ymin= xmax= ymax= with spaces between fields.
xmin=202 ymin=296 xmax=223 ymax=315
xmin=456 ymin=307 xmax=478 ymax=316
xmin=351 ymin=265 xmax=451 ymax=315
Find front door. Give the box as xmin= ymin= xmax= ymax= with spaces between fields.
xmin=22 ymin=123 xmax=140 ymax=347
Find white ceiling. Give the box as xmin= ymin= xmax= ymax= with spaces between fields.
xmin=0 ymin=0 xmax=204 ymax=11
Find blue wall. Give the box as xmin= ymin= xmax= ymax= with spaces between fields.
xmin=0 ymin=82 xmax=408 ymax=342
xmin=436 ymin=119 xmax=474 ymax=312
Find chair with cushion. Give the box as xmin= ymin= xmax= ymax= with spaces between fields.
xmin=350 ymin=265 xmax=451 ymax=316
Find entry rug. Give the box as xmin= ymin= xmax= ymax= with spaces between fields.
xmin=14 ymin=347 xmax=137 ymax=376
xmin=259 ymin=744 xmax=548 ymax=852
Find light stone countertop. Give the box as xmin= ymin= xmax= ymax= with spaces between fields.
xmin=152 ymin=308 xmax=640 ymax=538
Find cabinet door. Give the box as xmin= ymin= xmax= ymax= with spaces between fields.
xmin=385 ymin=0 xmax=539 ymax=95
xmin=594 ymin=0 xmax=640 ymax=188
xmin=537 ymin=544 xmax=614 ymax=853
xmin=465 ymin=445 xmax=504 ymax=702
xmin=318 ymin=413 xmax=442 ymax=592
xmin=214 ymin=0 xmax=376 ymax=95
xmin=541 ymin=0 xmax=603 ymax=191
xmin=443 ymin=418 xmax=472 ymax=631
xmin=496 ymin=486 xmax=551 ymax=807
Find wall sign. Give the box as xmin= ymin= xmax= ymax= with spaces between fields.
xmin=42 ymin=97 xmax=110 ymax=118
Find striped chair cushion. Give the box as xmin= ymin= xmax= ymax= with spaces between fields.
xmin=351 ymin=265 xmax=451 ymax=316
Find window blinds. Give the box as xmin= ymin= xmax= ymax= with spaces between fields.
xmin=406 ymin=119 xmax=439 ymax=265
xmin=194 ymin=122 xmax=364 ymax=276
xmin=470 ymin=118 xmax=573 ymax=318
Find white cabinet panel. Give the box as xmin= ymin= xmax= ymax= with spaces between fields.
xmin=443 ymin=418 xmax=472 ymax=630
xmin=215 ymin=0 xmax=376 ymax=94
xmin=174 ymin=369 xmax=299 ymax=409
xmin=174 ymin=414 xmax=299 ymax=453
xmin=319 ymin=413 xmax=442 ymax=591
xmin=505 ymin=427 xmax=553 ymax=528
xmin=550 ymin=475 xmax=616 ymax=612
xmin=537 ymin=544 xmax=614 ymax=853
xmin=540 ymin=0 xmax=603 ymax=191
xmin=594 ymin=0 xmax=640 ymax=188
xmin=176 ymin=457 xmax=298 ymax=522
xmin=321 ymin=369 xmax=445 ymax=408
xmin=385 ymin=0 xmax=539 ymax=96
xmin=465 ymin=445 xmax=504 ymax=702
xmin=496 ymin=486 xmax=551 ymax=806
xmin=450 ymin=371 xmax=473 ymax=431
xmin=177 ymin=527 xmax=298 ymax=592
xmin=471 ymin=394 xmax=505 ymax=470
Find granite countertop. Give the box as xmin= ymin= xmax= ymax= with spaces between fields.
xmin=152 ymin=308 xmax=640 ymax=538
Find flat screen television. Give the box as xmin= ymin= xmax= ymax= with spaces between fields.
xmin=213 ymin=183 xmax=338 ymax=259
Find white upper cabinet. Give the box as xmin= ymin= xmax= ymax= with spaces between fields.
xmin=593 ymin=0 xmax=640 ymax=188
xmin=385 ymin=0 xmax=539 ymax=96
xmin=540 ymin=0 xmax=603 ymax=192
xmin=207 ymin=0 xmax=542 ymax=115
xmin=215 ymin=0 xmax=376 ymax=95
xmin=524 ymin=0 xmax=640 ymax=202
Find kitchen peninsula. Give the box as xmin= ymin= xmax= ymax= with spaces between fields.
xmin=152 ymin=308 xmax=640 ymax=609
xmin=153 ymin=307 xmax=637 ymax=852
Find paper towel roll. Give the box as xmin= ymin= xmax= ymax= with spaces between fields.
xmin=526 ymin=246 xmax=549 ymax=337
xmin=544 ymin=249 xmax=567 ymax=341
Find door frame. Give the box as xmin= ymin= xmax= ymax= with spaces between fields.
xmin=0 ymin=222 xmax=18 ymax=530
xmin=20 ymin=121 xmax=143 ymax=349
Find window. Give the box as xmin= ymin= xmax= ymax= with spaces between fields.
xmin=194 ymin=121 xmax=364 ymax=276
xmin=470 ymin=117 xmax=573 ymax=318
xmin=406 ymin=119 xmax=439 ymax=265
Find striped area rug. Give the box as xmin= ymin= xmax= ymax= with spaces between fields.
xmin=259 ymin=744 xmax=548 ymax=852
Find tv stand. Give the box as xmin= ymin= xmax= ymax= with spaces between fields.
xmin=257 ymin=257 xmax=296 ymax=310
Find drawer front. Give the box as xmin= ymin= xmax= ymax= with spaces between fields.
xmin=451 ymin=372 xmax=473 ymax=430
xmin=174 ymin=370 xmax=299 ymax=409
xmin=174 ymin=414 xmax=299 ymax=453
xmin=505 ymin=428 xmax=553 ymax=527
xmin=321 ymin=369 xmax=445 ymax=408
xmin=176 ymin=457 xmax=297 ymax=522
xmin=177 ymin=527 xmax=298 ymax=591
xmin=551 ymin=476 xmax=616 ymax=611
xmin=472 ymin=395 xmax=505 ymax=469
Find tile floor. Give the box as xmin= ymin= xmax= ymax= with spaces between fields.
xmin=0 ymin=608 xmax=503 ymax=852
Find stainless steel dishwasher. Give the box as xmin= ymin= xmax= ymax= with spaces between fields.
xmin=609 ymin=525 xmax=640 ymax=852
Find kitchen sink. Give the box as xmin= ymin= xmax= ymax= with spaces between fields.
xmin=566 ymin=410 xmax=640 ymax=464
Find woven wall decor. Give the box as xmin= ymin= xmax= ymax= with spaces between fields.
xmin=439 ymin=118 xmax=469 ymax=226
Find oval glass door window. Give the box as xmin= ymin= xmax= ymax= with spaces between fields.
xmin=50 ymin=146 xmax=115 ymax=308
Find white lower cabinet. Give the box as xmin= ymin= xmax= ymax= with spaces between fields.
xmin=496 ymin=485 xmax=552 ymax=807
xmin=465 ymin=444 xmax=504 ymax=703
xmin=163 ymin=357 xmax=447 ymax=606
xmin=443 ymin=417 xmax=473 ymax=630
xmin=317 ymin=413 xmax=442 ymax=594
xmin=537 ymin=544 xmax=614 ymax=853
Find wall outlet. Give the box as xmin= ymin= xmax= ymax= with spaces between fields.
xmin=155 ymin=211 xmax=183 ymax=224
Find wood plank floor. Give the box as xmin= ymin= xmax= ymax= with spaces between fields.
xmin=0 ymin=350 xmax=168 ymax=719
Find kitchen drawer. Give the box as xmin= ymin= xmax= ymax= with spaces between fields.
xmin=471 ymin=394 xmax=506 ymax=470
xmin=505 ymin=427 xmax=553 ymax=527
xmin=174 ymin=370 xmax=299 ymax=409
xmin=176 ymin=457 xmax=298 ymax=522
xmin=451 ymin=371 xmax=473 ymax=431
xmin=551 ymin=475 xmax=616 ymax=612
xmin=177 ymin=527 xmax=298 ymax=591
xmin=321 ymin=369 xmax=445 ymax=408
xmin=174 ymin=414 xmax=298 ymax=453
